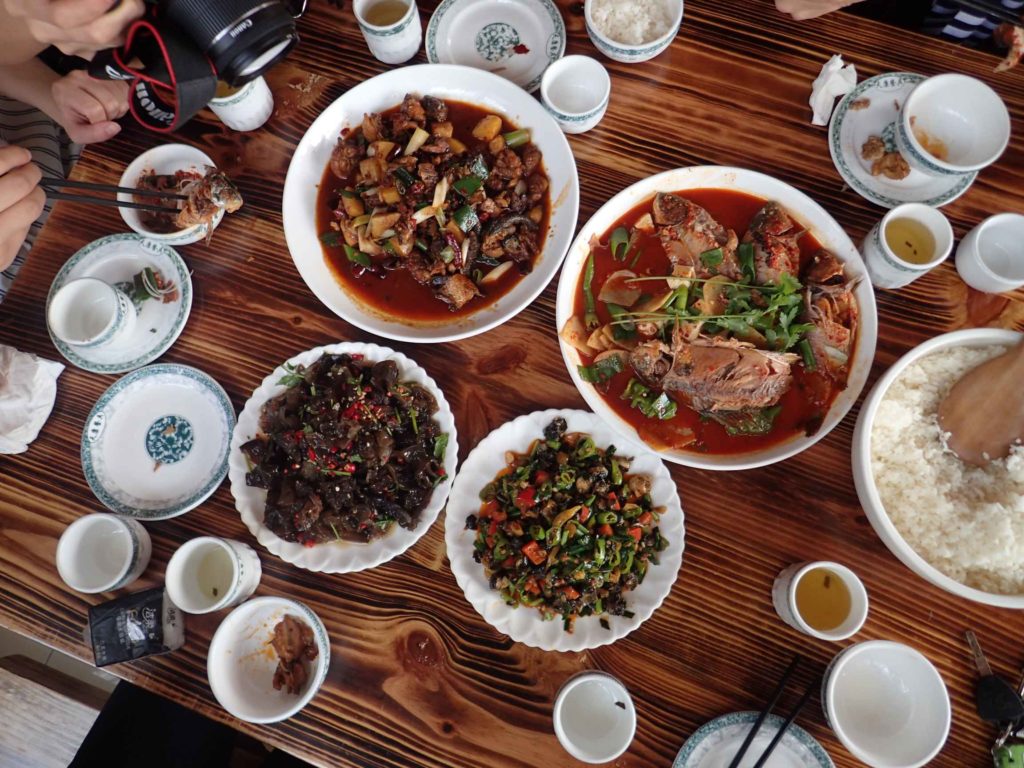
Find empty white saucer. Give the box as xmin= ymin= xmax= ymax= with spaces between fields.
xmin=46 ymin=233 xmax=192 ymax=374
xmin=81 ymin=364 xmax=235 ymax=520
xmin=426 ymin=0 xmax=565 ymax=92
xmin=829 ymin=72 xmax=975 ymax=209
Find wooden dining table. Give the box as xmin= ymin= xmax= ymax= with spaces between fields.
xmin=2 ymin=1 xmax=1024 ymax=766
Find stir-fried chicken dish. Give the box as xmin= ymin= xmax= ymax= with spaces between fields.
xmin=241 ymin=353 xmax=450 ymax=545
xmin=561 ymin=191 xmax=859 ymax=453
xmin=319 ymin=94 xmax=550 ymax=314
xmin=136 ymin=167 xmax=243 ymax=234
xmin=271 ymin=614 xmax=318 ymax=695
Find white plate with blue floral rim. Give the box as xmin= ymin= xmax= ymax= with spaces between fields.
xmin=444 ymin=408 xmax=684 ymax=652
xmin=46 ymin=233 xmax=192 ymax=375
xmin=228 ymin=342 xmax=459 ymax=574
xmin=674 ymin=712 xmax=834 ymax=768
xmin=829 ymin=72 xmax=976 ymax=209
xmin=426 ymin=0 xmax=566 ymax=93
xmin=81 ymin=364 xmax=235 ymax=520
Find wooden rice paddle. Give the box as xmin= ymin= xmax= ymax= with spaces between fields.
xmin=937 ymin=339 xmax=1024 ymax=467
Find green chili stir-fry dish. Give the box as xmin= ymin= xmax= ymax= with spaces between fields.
xmin=467 ymin=417 xmax=668 ymax=632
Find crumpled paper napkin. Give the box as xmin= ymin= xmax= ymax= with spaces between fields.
xmin=810 ymin=55 xmax=857 ymax=126
xmin=0 ymin=345 xmax=64 ymax=454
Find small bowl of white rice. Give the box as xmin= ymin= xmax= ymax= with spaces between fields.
xmin=584 ymin=0 xmax=683 ymax=63
xmin=852 ymin=328 xmax=1024 ymax=608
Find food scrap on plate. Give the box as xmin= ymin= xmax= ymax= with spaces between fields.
xmin=136 ymin=167 xmax=243 ymax=235
xmin=271 ymin=614 xmax=319 ymax=695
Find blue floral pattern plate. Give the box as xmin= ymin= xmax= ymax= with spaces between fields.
xmin=674 ymin=712 xmax=834 ymax=768
xmin=81 ymin=364 xmax=235 ymax=520
xmin=828 ymin=72 xmax=975 ymax=209
xmin=45 ymin=234 xmax=192 ymax=375
xmin=426 ymin=0 xmax=565 ymax=92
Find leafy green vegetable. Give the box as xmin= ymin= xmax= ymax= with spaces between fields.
xmin=700 ymin=247 xmax=724 ymax=269
xmin=434 ymin=433 xmax=449 ymax=460
xmin=707 ymin=406 xmax=782 ymax=436
xmin=277 ymin=362 xmax=305 ymax=388
xmin=621 ymin=379 xmax=678 ymax=420
xmin=737 ymin=242 xmax=756 ymax=282
xmin=319 ymin=230 xmax=344 ymax=247
xmin=606 ymin=302 xmax=635 ymax=341
xmin=343 ymin=244 xmax=371 ymax=267
xmin=452 ymin=175 xmax=482 ymax=196
xmin=578 ymin=354 xmax=624 ymax=384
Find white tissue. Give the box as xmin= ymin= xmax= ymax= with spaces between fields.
xmin=0 ymin=345 xmax=64 ymax=454
xmin=810 ymin=55 xmax=857 ymax=126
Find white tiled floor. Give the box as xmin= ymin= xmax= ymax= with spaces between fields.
xmin=0 ymin=625 xmax=118 ymax=694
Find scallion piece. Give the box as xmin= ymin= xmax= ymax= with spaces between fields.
xmin=798 ymin=338 xmax=817 ymax=371
xmin=503 ymin=129 xmax=530 ymax=148
xmin=609 ymin=227 xmax=630 ymax=261
xmin=439 ymin=245 xmax=455 ymax=264
xmin=577 ymin=354 xmax=624 ymax=384
xmin=583 ymin=251 xmax=599 ymax=329
xmin=737 ymin=242 xmax=756 ymax=282
xmin=700 ymin=247 xmax=724 ymax=268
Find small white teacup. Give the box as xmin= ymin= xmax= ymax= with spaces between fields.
xmin=553 ymin=672 xmax=636 ymax=764
xmin=56 ymin=513 xmax=151 ymax=594
xmin=47 ymin=277 xmax=136 ymax=349
xmin=353 ymin=0 xmax=421 ymax=65
xmin=541 ymin=55 xmax=611 ymax=135
xmin=955 ymin=213 xmax=1024 ymax=294
xmin=772 ymin=560 xmax=868 ymax=642
xmin=165 ymin=536 xmax=262 ymax=614
xmin=209 ymin=76 xmax=274 ymax=132
xmin=895 ymin=73 xmax=1011 ymax=178
xmin=861 ymin=203 xmax=953 ymax=290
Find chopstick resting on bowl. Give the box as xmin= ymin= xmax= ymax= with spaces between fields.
xmin=39 ymin=177 xmax=186 ymax=214
xmin=727 ymin=654 xmax=819 ymax=768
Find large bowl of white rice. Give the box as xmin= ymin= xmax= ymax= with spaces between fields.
xmin=853 ymin=328 xmax=1024 ymax=608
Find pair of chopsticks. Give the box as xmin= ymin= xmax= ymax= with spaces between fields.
xmin=727 ymin=655 xmax=818 ymax=768
xmin=39 ymin=177 xmax=186 ymax=214
xmin=950 ymin=0 xmax=1022 ymax=25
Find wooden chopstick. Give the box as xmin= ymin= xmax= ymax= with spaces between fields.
xmin=750 ymin=678 xmax=818 ymax=768
xmin=950 ymin=0 xmax=1021 ymax=25
xmin=727 ymin=655 xmax=802 ymax=768
xmin=44 ymin=190 xmax=179 ymax=214
xmin=39 ymin=177 xmax=189 ymax=200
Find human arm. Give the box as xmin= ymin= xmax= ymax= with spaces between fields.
xmin=775 ymin=0 xmax=865 ymax=20
xmin=0 ymin=145 xmax=45 ymax=271
xmin=3 ymin=0 xmax=144 ymax=59
xmin=0 ymin=59 xmax=128 ymax=143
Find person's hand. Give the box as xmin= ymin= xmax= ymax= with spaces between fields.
xmin=0 ymin=146 xmax=45 ymax=272
xmin=3 ymin=0 xmax=145 ymax=58
xmin=774 ymin=0 xmax=860 ymax=20
xmin=51 ymin=70 xmax=129 ymax=144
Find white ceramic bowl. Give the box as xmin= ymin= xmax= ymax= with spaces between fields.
xmin=541 ymin=55 xmax=610 ymax=135
xmin=584 ymin=0 xmax=683 ymax=63
xmin=282 ymin=63 xmax=579 ymax=343
xmin=207 ymin=596 xmax=330 ymax=724
xmin=554 ymin=672 xmax=636 ymax=764
xmin=823 ymin=641 xmax=950 ymax=768
xmin=895 ymin=73 xmax=1011 ymax=176
xmin=852 ymin=327 xmax=1024 ymax=608
xmin=118 ymin=144 xmax=224 ymax=246
xmin=445 ymin=409 xmax=685 ymax=652
xmin=228 ymin=342 xmax=458 ymax=574
xmin=955 ymin=213 xmax=1024 ymax=294
xmin=554 ymin=165 xmax=878 ymax=471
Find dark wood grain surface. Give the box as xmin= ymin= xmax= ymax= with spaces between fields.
xmin=2 ymin=1 xmax=1024 ymax=766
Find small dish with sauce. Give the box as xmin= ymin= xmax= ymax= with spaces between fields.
xmin=772 ymin=560 xmax=869 ymax=641
xmin=118 ymin=144 xmax=226 ymax=246
xmin=895 ymin=73 xmax=1011 ymax=178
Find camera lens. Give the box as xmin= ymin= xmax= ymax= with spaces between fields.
xmin=161 ymin=0 xmax=298 ymax=85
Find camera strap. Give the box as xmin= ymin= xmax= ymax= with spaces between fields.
xmin=88 ymin=19 xmax=217 ymax=133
